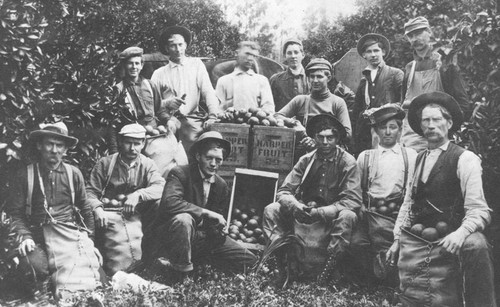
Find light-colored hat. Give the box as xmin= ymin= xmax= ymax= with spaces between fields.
xmin=364 ymin=103 xmax=405 ymax=126
xmin=118 ymin=123 xmax=146 ymax=139
xmin=29 ymin=122 xmax=78 ymax=148
xmin=282 ymin=38 xmax=302 ymax=55
xmin=404 ymin=16 xmax=430 ymax=36
xmin=119 ymin=46 xmax=143 ymax=61
xmin=357 ymin=33 xmax=391 ymax=57
xmin=305 ymin=58 xmax=332 ymax=74
xmin=189 ymin=131 xmax=231 ymax=159
xmin=408 ymin=92 xmax=463 ymax=136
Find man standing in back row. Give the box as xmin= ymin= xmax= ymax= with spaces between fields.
xmin=400 ymin=16 xmax=470 ymax=152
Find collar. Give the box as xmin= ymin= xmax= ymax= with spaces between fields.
xmin=234 ymin=67 xmax=256 ymax=76
xmin=315 ymin=147 xmax=337 ymax=162
xmin=118 ymin=154 xmax=140 ymax=168
xmin=198 ymin=167 xmax=215 ymax=183
xmin=362 ymin=62 xmax=385 ymax=75
xmin=412 ymin=46 xmax=433 ymax=60
xmin=123 ymin=76 xmax=145 ymax=87
xmin=427 ymin=140 xmax=450 ymax=154
xmin=169 ymin=57 xmax=187 ymax=68
xmin=286 ymin=66 xmax=305 ymax=78
xmin=39 ymin=161 xmax=65 ymax=174
xmin=378 ymin=143 xmax=402 ymax=155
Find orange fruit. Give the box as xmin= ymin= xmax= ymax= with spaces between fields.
xmin=101 ymin=197 xmax=110 ymax=205
xmin=116 ymin=194 xmax=127 ymax=202
xmin=256 ymin=110 xmax=267 ymax=120
xmin=435 ymin=221 xmax=450 ymax=237
xmin=377 ymin=205 xmax=388 ymax=215
xmin=248 ymin=117 xmax=259 ymax=125
xmin=410 ymin=223 xmax=425 ymax=236
xmin=144 ymin=125 xmax=154 ymax=134
xmin=151 ymin=129 xmax=160 ymax=136
xmin=247 ymin=219 xmax=258 ymax=230
xmin=421 ymin=227 xmax=439 ymax=241
xmin=261 ymin=119 xmax=271 ymax=126
xmin=157 ymin=125 xmax=167 ymax=134
xmin=109 ymin=199 xmax=120 ymax=207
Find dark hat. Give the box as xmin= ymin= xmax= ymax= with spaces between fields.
xmin=364 ymin=103 xmax=405 ymax=126
xmin=305 ymin=58 xmax=332 ymax=74
xmin=282 ymin=38 xmax=302 ymax=55
xmin=408 ymin=92 xmax=464 ymax=136
xmin=29 ymin=122 xmax=78 ymax=148
xmin=119 ymin=46 xmax=143 ymax=61
xmin=357 ymin=33 xmax=391 ymax=57
xmin=404 ymin=16 xmax=430 ymax=36
xmin=190 ymin=131 xmax=231 ymax=159
xmin=158 ymin=26 xmax=192 ymax=55
xmin=306 ymin=113 xmax=347 ymax=141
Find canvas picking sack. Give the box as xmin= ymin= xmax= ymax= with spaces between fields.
xmin=398 ymin=227 xmax=463 ymax=307
xmin=293 ymin=219 xmax=330 ymax=279
xmin=143 ymin=132 xmax=188 ymax=177
xmin=100 ymin=211 xmax=143 ymax=275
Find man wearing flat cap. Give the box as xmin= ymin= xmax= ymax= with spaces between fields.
xmin=353 ymin=33 xmax=404 ymax=155
xmin=5 ymin=122 xmax=101 ymax=300
xmin=151 ymin=26 xmax=219 ymax=151
xmin=269 ymin=39 xmax=309 ymax=111
xmin=263 ymin=113 xmax=361 ymax=286
xmin=153 ymin=131 xmax=257 ymax=283
xmin=389 ymin=92 xmax=495 ymax=306
xmin=216 ymin=41 xmax=275 ymax=114
xmin=400 ymin=16 xmax=470 ymax=152
xmin=86 ymin=123 xmax=165 ymax=274
xmin=351 ymin=104 xmax=416 ymax=283
xmin=276 ymin=58 xmax=352 ymax=156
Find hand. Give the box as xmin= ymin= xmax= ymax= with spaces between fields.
xmin=94 ymin=207 xmax=109 ymax=228
xmin=123 ymin=193 xmax=140 ymax=214
xmin=308 ymin=208 xmax=322 ymax=221
xmin=386 ymin=239 xmax=400 ymax=266
xmin=203 ymin=209 xmax=227 ymax=230
xmin=293 ymin=202 xmax=312 ymax=221
xmin=163 ymin=96 xmax=186 ymax=111
xmin=167 ymin=118 xmax=181 ymax=135
xmin=439 ymin=228 xmax=469 ymax=255
xmin=300 ymin=136 xmax=316 ymax=151
xmin=18 ymin=239 xmax=35 ymax=257
xmin=203 ymin=118 xmax=217 ymax=129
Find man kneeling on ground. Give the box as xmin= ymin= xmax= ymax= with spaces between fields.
xmin=153 ymin=131 xmax=257 ymax=283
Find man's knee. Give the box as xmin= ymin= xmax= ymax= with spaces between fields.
xmin=263 ymin=202 xmax=281 ymax=221
xmin=171 ymin=213 xmax=195 ymax=229
xmin=462 ymin=232 xmax=490 ymax=253
xmin=337 ymin=210 xmax=358 ymax=224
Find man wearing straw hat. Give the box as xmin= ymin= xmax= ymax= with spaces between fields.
xmin=353 ymin=33 xmax=403 ymax=155
xmin=86 ymin=123 xmax=165 ymax=274
xmin=388 ymin=92 xmax=494 ymax=306
xmin=153 ymin=131 xmax=257 ymax=284
xmin=5 ymin=122 xmax=101 ymax=300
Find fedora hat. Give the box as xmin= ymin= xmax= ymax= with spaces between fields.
xmin=408 ymin=91 xmax=463 ymax=136
xmin=189 ymin=131 xmax=231 ymax=159
xmin=306 ymin=113 xmax=347 ymax=141
xmin=158 ymin=26 xmax=192 ymax=55
xmin=29 ymin=122 xmax=78 ymax=148
xmin=357 ymin=33 xmax=391 ymax=57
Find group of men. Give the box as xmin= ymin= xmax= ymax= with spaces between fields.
xmin=2 ymin=14 xmax=495 ymax=307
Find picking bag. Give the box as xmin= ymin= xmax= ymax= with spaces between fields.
xmin=143 ymin=133 xmax=188 ymax=177
xmin=366 ymin=211 xmax=395 ymax=254
xmin=398 ymin=227 xmax=463 ymax=307
xmin=293 ymin=219 xmax=330 ymax=278
xmin=99 ymin=211 xmax=143 ymax=276
xmin=42 ymin=221 xmax=102 ymax=297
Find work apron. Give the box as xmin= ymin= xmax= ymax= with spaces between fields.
xmin=401 ymin=62 xmax=444 ymax=152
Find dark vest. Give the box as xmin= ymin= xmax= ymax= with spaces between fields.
xmin=412 ymin=142 xmax=465 ymax=229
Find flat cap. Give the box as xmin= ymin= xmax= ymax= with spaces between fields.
xmin=404 ymin=16 xmax=430 ymax=36
xmin=119 ymin=123 xmax=146 ymax=139
xmin=119 ymin=46 xmax=143 ymax=61
xmin=282 ymin=38 xmax=302 ymax=55
xmin=363 ymin=103 xmax=405 ymax=126
xmin=305 ymin=58 xmax=332 ymax=74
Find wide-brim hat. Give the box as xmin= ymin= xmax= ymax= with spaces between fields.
xmin=306 ymin=113 xmax=347 ymax=141
xmin=29 ymin=122 xmax=78 ymax=148
xmin=189 ymin=131 xmax=231 ymax=159
xmin=158 ymin=26 xmax=192 ymax=55
xmin=357 ymin=33 xmax=391 ymax=57
xmin=364 ymin=103 xmax=405 ymax=126
xmin=408 ymin=92 xmax=464 ymax=136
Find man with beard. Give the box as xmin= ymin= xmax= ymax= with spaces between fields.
xmin=400 ymin=17 xmax=470 ymax=152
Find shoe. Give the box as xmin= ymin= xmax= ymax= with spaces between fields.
xmin=152 ymin=258 xmax=189 ymax=285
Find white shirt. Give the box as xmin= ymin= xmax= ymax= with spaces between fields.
xmin=357 ymin=143 xmax=417 ymax=201
xmin=199 ymin=168 xmax=215 ymax=206
xmin=216 ymin=67 xmax=275 ymax=113
xmin=150 ymin=57 xmax=219 ymax=115
xmin=394 ymin=141 xmax=492 ymax=239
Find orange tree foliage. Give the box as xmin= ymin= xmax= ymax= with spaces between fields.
xmin=0 ymin=0 xmax=240 ymax=205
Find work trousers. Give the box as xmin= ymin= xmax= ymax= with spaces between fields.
xmin=157 ymin=213 xmax=257 ymax=273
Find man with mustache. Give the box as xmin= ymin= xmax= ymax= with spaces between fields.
xmin=216 ymin=41 xmax=275 ymax=113
xmin=353 ymin=34 xmax=403 ymax=155
xmin=400 ymin=16 xmax=470 ymax=152
xmin=388 ymin=92 xmax=495 ymax=306
xmin=263 ymin=114 xmax=361 ymax=286
xmin=153 ymin=131 xmax=257 ymax=284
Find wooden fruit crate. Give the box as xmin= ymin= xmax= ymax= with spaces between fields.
xmin=225 ymin=168 xmax=279 ymax=250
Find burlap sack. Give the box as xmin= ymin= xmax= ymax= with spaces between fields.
xmin=99 ymin=211 xmax=143 ymax=276
xmin=293 ymin=219 xmax=330 ymax=278
xmin=398 ymin=228 xmax=463 ymax=307
xmin=42 ymin=222 xmax=102 ymax=297
xmin=143 ymin=133 xmax=188 ymax=177
xmin=366 ymin=211 xmax=395 ymax=254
